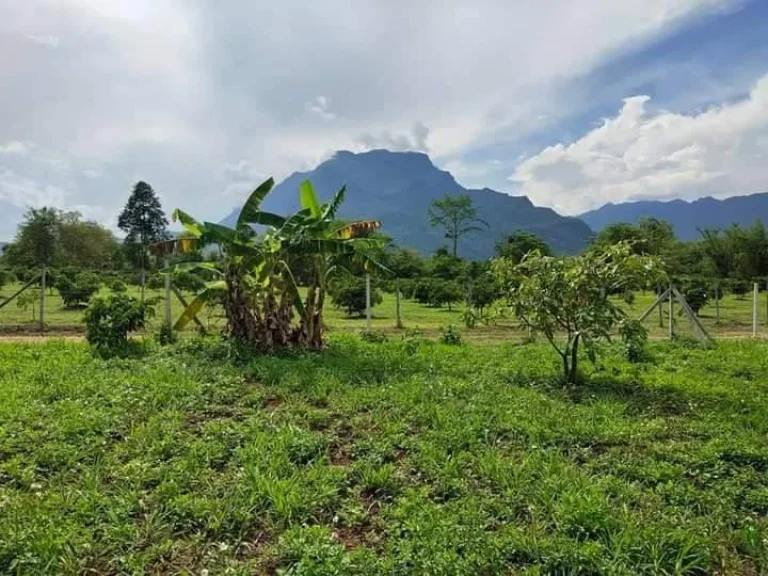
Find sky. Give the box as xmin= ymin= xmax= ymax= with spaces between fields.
xmin=1 ymin=0 xmax=767 ymax=239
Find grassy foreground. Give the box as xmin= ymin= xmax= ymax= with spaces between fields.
xmin=2 ymin=336 xmax=768 ymax=574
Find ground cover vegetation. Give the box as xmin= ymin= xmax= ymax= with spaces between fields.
xmin=1 ymin=336 xmax=767 ymax=574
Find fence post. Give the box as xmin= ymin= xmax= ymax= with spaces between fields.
xmin=715 ymin=285 xmax=720 ymax=326
xmin=753 ymin=282 xmax=759 ymax=338
xmin=668 ymin=283 xmax=674 ymax=340
xmin=365 ymin=273 xmax=371 ymax=332
xmin=164 ymin=257 xmax=172 ymax=331
xmin=395 ymin=277 xmax=403 ymax=329
xmin=40 ymin=266 xmax=46 ymax=332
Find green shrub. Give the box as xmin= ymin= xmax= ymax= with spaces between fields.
xmin=110 ymin=279 xmax=128 ymax=293
xmin=413 ymin=278 xmax=463 ymax=310
xmin=622 ymin=290 xmax=635 ymax=306
xmin=330 ymin=276 xmax=382 ymax=317
xmin=16 ymin=289 xmax=40 ymax=322
xmin=173 ymin=270 xmax=206 ymax=293
xmin=359 ymin=330 xmax=388 ymax=344
xmin=440 ymin=324 xmax=462 ymax=345
xmin=0 ymin=268 xmax=14 ymax=290
xmin=58 ymin=272 xmax=100 ymax=308
xmin=619 ymin=319 xmax=648 ymax=363
xmin=681 ymin=277 xmax=709 ymax=314
xmin=84 ymin=294 xmax=153 ymax=354
xmin=156 ymin=323 xmax=178 ymax=346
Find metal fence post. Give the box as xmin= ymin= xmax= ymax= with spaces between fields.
xmin=753 ymin=282 xmax=759 ymax=337
xmin=395 ymin=277 xmax=403 ymax=329
xmin=40 ymin=266 xmax=46 ymax=331
xmin=668 ymin=283 xmax=673 ymax=340
xmin=164 ymin=257 xmax=172 ymax=330
xmin=365 ymin=273 xmax=371 ymax=332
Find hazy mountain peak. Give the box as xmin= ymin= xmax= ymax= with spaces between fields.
xmin=221 ymin=150 xmax=593 ymax=257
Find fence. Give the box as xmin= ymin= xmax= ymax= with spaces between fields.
xmin=3 ymin=273 xmax=768 ymax=341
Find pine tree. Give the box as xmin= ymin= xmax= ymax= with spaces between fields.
xmin=117 ymin=181 xmax=169 ymax=299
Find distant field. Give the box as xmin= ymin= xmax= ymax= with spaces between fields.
xmin=2 ymin=282 xmax=768 ymax=341
xmin=1 ymin=337 xmax=767 ymax=573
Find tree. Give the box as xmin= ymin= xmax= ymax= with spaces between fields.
xmin=7 ymin=208 xmax=60 ymax=270
xmin=428 ymin=194 xmax=488 ymax=258
xmin=495 ymin=231 xmax=552 ymax=263
xmin=330 ymin=275 xmax=383 ymax=317
xmin=117 ymin=181 xmax=169 ymax=298
xmin=492 ymin=243 xmax=663 ymax=385
xmin=159 ymin=178 xmax=385 ymax=352
xmin=57 ymin=272 xmax=101 ymax=308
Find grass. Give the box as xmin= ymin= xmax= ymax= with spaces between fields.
xmin=1 ymin=335 xmax=768 ymax=574
xmin=3 ymin=281 xmax=768 ymax=341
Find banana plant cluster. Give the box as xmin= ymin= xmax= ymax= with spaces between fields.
xmin=151 ymin=178 xmax=383 ymax=352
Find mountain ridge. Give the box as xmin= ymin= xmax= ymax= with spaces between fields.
xmin=220 ymin=149 xmax=593 ymax=258
xmin=579 ymin=192 xmax=768 ymax=239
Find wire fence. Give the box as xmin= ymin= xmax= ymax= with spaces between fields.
xmin=2 ymin=275 xmax=768 ymax=341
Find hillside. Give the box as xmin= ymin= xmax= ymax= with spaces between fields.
xmin=221 ymin=150 xmax=593 ymax=258
xmin=580 ymin=193 xmax=768 ymax=240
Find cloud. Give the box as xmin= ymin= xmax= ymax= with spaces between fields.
xmin=0 ymin=0 xmax=747 ymax=226
xmin=0 ymin=168 xmax=68 ymax=208
xmin=511 ymin=74 xmax=768 ymax=214
xmin=0 ymin=141 xmax=32 ymax=155
xmin=26 ymin=34 xmax=60 ymax=47
xmin=304 ymin=96 xmax=336 ymax=121
xmin=357 ymin=122 xmax=431 ymax=153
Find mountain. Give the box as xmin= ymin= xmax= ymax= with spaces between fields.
xmin=580 ymin=193 xmax=768 ymax=240
xmin=220 ymin=150 xmax=593 ymax=258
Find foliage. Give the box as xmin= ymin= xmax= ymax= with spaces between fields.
xmin=618 ymin=319 xmax=648 ymax=363
xmin=729 ymin=278 xmax=750 ymax=299
xmin=699 ymin=222 xmax=768 ymax=282
xmin=0 ymin=268 xmax=12 ymax=290
xmin=6 ymin=207 xmax=60 ymax=268
xmin=330 ymin=275 xmax=382 ymax=317
xmin=428 ymin=194 xmax=488 ymax=257
xmin=439 ymin=324 xmax=462 ymax=345
xmin=493 ymin=242 xmax=663 ymax=384
xmin=494 ymin=231 xmax=552 ymax=262
xmin=466 ymin=271 xmax=500 ymax=312
xmin=117 ymin=181 xmax=170 ymax=288
xmin=173 ymin=270 xmax=207 ymax=293
xmin=592 ymin=217 xmax=675 ymax=256
xmin=110 ymin=279 xmax=128 ymax=293
xmin=16 ymin=288 xmax=40 ymax=321
xmin=359 ymin=329 xmax=388 ymax=343
xmin=156 ymin=323 xmax=178 ymax=346
xmin=2 ymin=338 xmax=768 ymax=573
xmin=412 ymin=278 xmax=463 ymax=310
xmin=158 ymin=178 xmax=386 ymax=352
xmin=681 ymin=277 xmax=709 ymax=315
xmin=4 ymin=209 xmax=120 ymax=272
xmin=84 ymin=294 xmax=153 ymax=353
xmin=57 ymin=272 xmax=100 ymax=308
xmin=622 ymin=290 xmax=636 ymax=306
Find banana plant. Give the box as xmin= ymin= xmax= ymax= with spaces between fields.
xmin=152 ymin=177 xmax=385 ymax=351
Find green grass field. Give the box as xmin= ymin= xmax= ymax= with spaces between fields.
xmin=1 ymin=336 xmax=768 ymax=574
xmin=2 ymin=281 xmax=768 ymax=341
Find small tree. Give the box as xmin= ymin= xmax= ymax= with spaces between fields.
xmin=58 ymin=272 xmax=101 ymax=308
xmin=494 ymin=231 xmax=552 ymax=263
xmin=681 ymin=277 xmax=709 ymax=315
xmin=428 ymin=194 xmax=488 ymax=258
xmin=84 ymin=294 xmax=153 ymax=354
xmin=330 ymin=276 xmax=383 ymax=317
xmin=492 ymin=243 xmax=662 ymax=385
xmin=117 ymin=181 xmax=169 ymax=299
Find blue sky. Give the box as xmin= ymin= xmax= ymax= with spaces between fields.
xmin=1 ymin=0 xmax=768 ymax=238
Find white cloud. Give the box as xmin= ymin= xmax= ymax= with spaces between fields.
xmin=511 ymin=74 xmax=768 ymax=214
xmin=304 ymin=96 xmax=336 ymax=121
xmin=0 ymin=168 xmax=68 ymax=208
xmin=0 ymin=0 xmax=745 ymax=223
xmin=0 ymin=141 xmax=32 ymax=155
xmin=26 ymin=34 xmax=60 ymax=47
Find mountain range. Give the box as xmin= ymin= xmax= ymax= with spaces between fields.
xmin=579 ymin=193 xmax=768 ymax=240
xmin=220 ymin=150 xmax=593 ymax=259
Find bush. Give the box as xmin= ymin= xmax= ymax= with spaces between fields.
xmin=156 ymin=322 xmax=178 ymax=346
xmin=173 ymin=270 xmax=206 ymax=293
xmin=681 ymin=278 xmax=709 ymax=315
xmin=440 ymin=324 xmax=462 ymax=345
xmin=84 ymin=294 xmax=154 ymax=354
xmin=729 ymin=279 xmax=750 ymax=299
xmin=110 ymin=279 xmax=128 ymax=293
xmin=466 ymin=273 xmax=500 ymax=312
xmin=622 ymin=290 xmax=635 ymax=306
xmin=330 ymin=276 xmax=382 ymax=317
xmin=413 ymin=278 xmax=463 ymax=310
xmin=0 ymin=268 xmax=13 ymax=290
xmin=359 ymin=330 xmax=388 ymax=344
xmin=58 ymin=272 xmax=100 ymax=308
xmin=16 ymin=289 xmax=40 ymax=322
xmin=147 ymin=274 xmax=164 ymax=290
xmin=619 ymin=319 xmax=648 ymax=363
